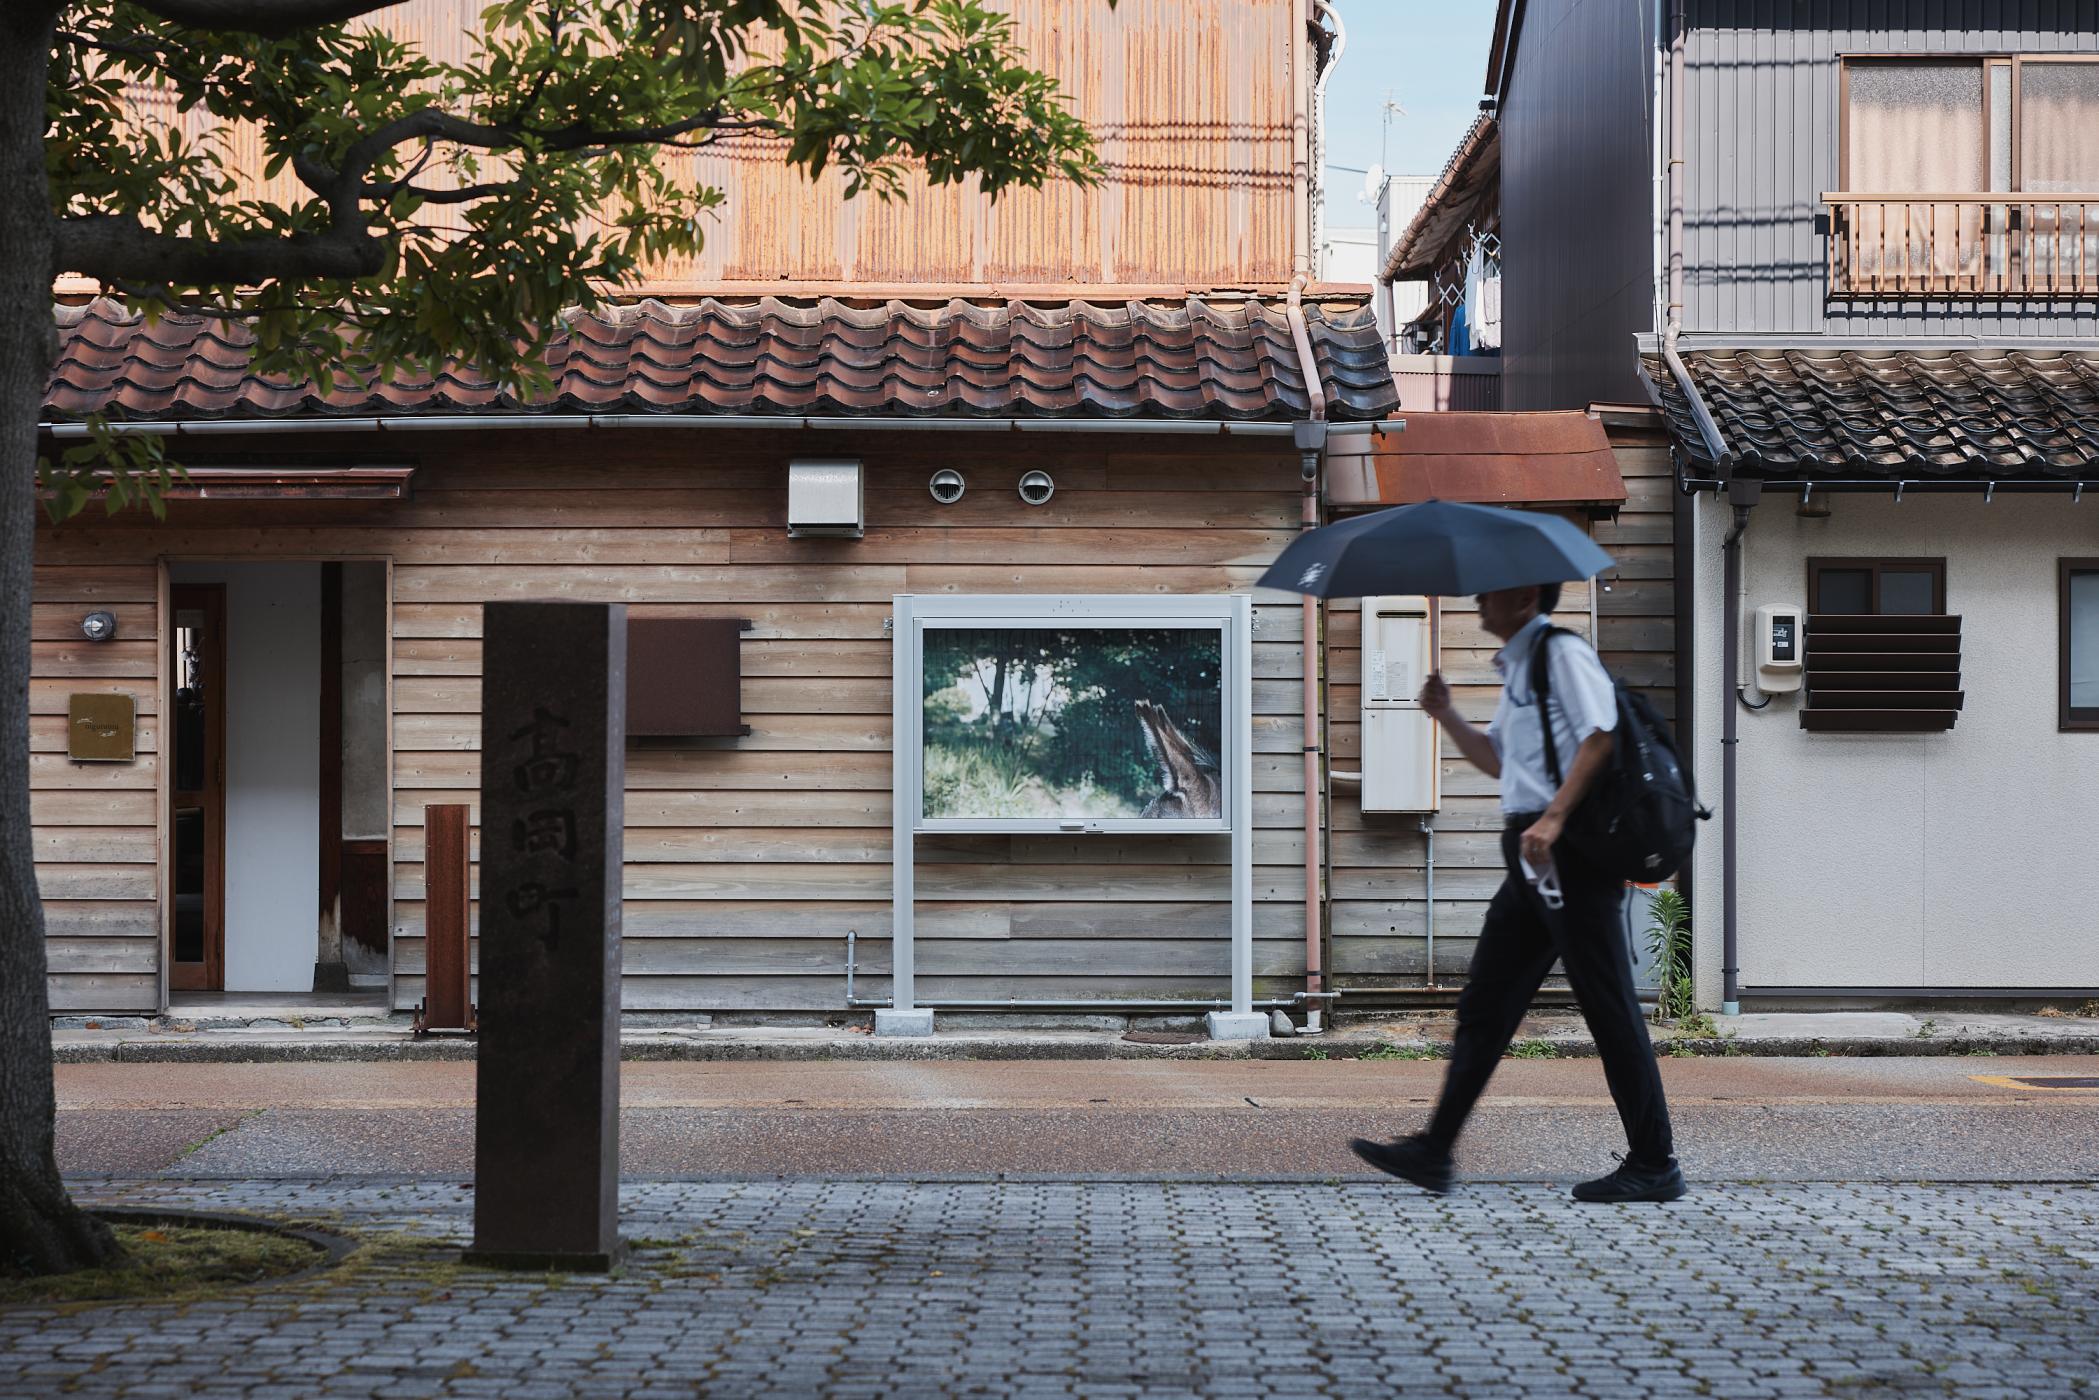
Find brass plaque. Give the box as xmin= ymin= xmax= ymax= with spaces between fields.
xmin=68 ymin=693 xmax=135 ymax=763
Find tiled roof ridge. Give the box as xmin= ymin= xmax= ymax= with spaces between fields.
xmin=1640 ymin=344 xmax=2099 ymax=480
xmin=47 ymin=294 xmax=1396 ymax=424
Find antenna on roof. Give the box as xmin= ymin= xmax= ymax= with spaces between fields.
xmin=1379 ymin=89 xmax=1407 ymax=169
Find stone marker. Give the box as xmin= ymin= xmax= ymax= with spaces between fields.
xmin=466 ymin=601 xmax=627 ymax=1270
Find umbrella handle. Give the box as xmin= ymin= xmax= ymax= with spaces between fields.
xmin=1427 ymin=595 xmax=1442 ymax=680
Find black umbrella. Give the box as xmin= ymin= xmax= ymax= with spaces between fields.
xmin=1256 ymin=499 xmax=1615 ymax=600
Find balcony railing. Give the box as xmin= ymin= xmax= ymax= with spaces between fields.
xmin=1824 ymin=193 xmax=2099 ymax=297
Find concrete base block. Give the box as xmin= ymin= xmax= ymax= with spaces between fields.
xmin=874 ymin=1008 xmax=935 ymax=1038
xmin=1205 ymin=1011 xmax=1270 ymax=1041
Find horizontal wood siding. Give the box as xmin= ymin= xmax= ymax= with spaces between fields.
xmin=39 ymin=429 xmax=1310 ymax=1014
xmin=1325 ymin=430 xmax=1678 ymax=990
xmin=26 ymin=564 xmax=161 ymax=1012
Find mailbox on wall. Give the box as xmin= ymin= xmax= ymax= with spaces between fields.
xmin=1358 ymin=595 xmax=1440 ymax=813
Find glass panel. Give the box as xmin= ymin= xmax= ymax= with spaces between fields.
xmin=1848 ymin=62 xmax=1986 ymax=193
xmin=174 ymin=610 xmax=207 ymax=792
xmin=1880 ymin=569 xmax=1939 ymax=616
xmin=920 ymin=627 xmax=1223 ymax=823
xmin=1848 ymin=63 xmax=1985 ymax=286
xmin=1989 ymin=63 xmax=2013 ymax=191
xmin=2071 ymin=571 xmax=2099 ymax=711
xmin=2019 ymin=62 xmax=2099 ymax=193
xmin=172 ymin=806 xmax=204 ymax=964
xmin=2017 ymin=62 xmax=2099 ymax=292
xmin=1816 ymin=569 xmax=1873 ymax=615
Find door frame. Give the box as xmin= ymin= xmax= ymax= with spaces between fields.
xmin=156 ymin=556 xmax=396 ymax=1010
xmin=165 ymin=582 xmax=226 ymax=992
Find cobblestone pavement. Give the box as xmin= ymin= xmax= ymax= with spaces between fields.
xmin=6 ymin=1177 xmax=2096 ymax=1399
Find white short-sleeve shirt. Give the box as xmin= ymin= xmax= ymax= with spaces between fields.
xmin=1486 ymin=614 xmax=1619 ymax=815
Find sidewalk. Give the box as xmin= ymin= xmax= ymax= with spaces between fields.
xmin=14 ymin=1176 xmax=2098 ymax=1399
xmin=51 ymin=1006 xmax=2099 ymax=1063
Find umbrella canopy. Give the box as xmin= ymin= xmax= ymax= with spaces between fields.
xmin=1256 ymin=499 xmax=1615 ymax=600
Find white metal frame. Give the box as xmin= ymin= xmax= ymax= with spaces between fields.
xmin=889 ymin=593 xmax=1256 ymax=1021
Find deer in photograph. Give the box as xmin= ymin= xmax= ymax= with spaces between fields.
xmin=1135 ymin=700 xmax=1222 ymax=819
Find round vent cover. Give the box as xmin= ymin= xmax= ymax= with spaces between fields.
xmin=1018 ymin=470 xmax=1055 ymax=506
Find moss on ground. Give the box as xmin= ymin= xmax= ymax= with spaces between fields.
xmin=0 ymin=1223 xmax=323 ymax=1309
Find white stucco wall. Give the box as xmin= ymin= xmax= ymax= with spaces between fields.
xmin=1690 ymin=495 xmax=2099 ymax=1001
xmin=172 ymin=562 xmax=321 ymax=992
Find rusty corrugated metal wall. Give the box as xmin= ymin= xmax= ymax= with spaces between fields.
xmin=82 ymin=0 xmax=1301 ymax=296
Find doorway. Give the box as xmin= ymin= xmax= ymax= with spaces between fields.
xmin=164 ymin=561 xmax=390 ymax=1001
xmin=168 ymin=585 xmax=225 ymax=992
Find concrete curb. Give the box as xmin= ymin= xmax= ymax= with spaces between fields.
xmin=1248 ymin=1033 xmax=2099 ymax=1061
xmin=50 ymin=1030 xmax=2099 ymax=1064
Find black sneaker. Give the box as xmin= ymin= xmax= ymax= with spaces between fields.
xmin=1348 ymin=1134 xmax=1454 ymax=1195
xmin=1571 ymin=1158 xmax=1688 ymax=1204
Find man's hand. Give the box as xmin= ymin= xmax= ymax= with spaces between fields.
xmin=1419 ymin=671 xmax=1499 ymax=778
xmin=1520 ymin=810 xmax=1564 ymax=869
xmin=1419 ymin=672 xmax=1453 ymax=720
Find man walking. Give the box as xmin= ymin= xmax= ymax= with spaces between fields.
xmin=1350 ymin=583 xmax=1685 ymax=1203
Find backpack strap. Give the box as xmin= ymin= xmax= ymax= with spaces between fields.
xmin=1530 ymin=624 xmax=1568 ymax=788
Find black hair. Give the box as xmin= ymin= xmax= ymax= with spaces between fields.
xmin=1535 ymin=582 xmax=1562 ymax=615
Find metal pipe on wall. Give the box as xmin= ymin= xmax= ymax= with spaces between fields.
xmin=1419 ymin=815 xmax=1437 ymax=989
xmin=1286 ymin=280 xmax=1330 ymax=1035
xmin=1720 ymin=481 xmax=1758 ymax=1017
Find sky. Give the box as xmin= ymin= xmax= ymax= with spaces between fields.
xmin=1320 ymin=1 xmax=1501 ymax=234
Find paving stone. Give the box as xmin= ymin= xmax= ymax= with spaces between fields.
xmin=1 ymin=1180 xmax=2095 ymax=1398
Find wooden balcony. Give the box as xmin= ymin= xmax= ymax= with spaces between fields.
xmin=1824 ymin=193 xmax=2099 ymax=297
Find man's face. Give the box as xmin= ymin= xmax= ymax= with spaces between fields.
xmin=1475 ymin=586 xmax=1540 ymax=642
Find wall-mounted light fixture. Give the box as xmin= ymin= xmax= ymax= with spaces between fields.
xmin=79 ymin=610 xmax=117 ymax=643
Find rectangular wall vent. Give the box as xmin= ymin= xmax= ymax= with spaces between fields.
xmin=1800 ymin=613 xmax=1963 ymax=732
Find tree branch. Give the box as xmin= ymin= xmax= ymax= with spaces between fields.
xmin=126 ymin=0 xmax=413 ymax=39
xmin=57 ymin=214 xmax=384 ymax=285
xmin=376 ymin=179 xmax=526 ymax=204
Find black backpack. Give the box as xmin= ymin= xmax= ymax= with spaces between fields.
xmin=1533 ymin=626 xmax=1708 ymax=883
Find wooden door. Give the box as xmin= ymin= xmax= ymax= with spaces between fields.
xmin=168 ymin=585 xmax=225 ymax=992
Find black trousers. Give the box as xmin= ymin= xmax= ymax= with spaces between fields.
xmin=1424 ymin=818 xmax=1675 ymax=1168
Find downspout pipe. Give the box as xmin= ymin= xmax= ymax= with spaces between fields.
xmin=1287 ymin=279 xmax=1329 ymax=1032
xmin=1719 ymin=479 xmax=1756 ymax=1017
xmin=1659 ymin=0 xmax=1752 ymax=1016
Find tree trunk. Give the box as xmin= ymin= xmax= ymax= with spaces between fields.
xmin=0 ymin=1 xmax=121 ymax=1278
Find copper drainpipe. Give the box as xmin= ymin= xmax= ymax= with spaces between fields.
xmin=1285 ymin=278 xmax=1328 ymax=1033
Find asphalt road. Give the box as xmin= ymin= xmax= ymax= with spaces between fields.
xmin=55 ymin=1055 xmax=2099 ymax=1182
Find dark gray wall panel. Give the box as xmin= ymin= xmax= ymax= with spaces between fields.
xmin=1499 ymin=0 xmax=1659 ymax=410
xmin=1685 ymin=1 xmax=2099 ymax=338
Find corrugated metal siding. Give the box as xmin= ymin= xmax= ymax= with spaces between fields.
xmin=1388 ymin=355 xmax=1504 ymax=411
xmin=84 ymin=0 xmax=1299 ymax=296
xmin=1685 ymin=2 xmax=2099 ymax=338
xmin=1497 ymin=0 xmax=1658 ymax=411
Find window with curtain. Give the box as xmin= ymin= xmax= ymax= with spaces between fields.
xmin=1837 ymin=56 xmax=2099 ymax=293
xmin=2065 ymin=561 xmax=2099 ymax=731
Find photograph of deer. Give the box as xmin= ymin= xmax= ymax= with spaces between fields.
xmin=919 ymin=627 xmax=1224 ymax=822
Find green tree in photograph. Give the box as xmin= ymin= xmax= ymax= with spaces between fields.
xmin=921 ymin=628 xmax=1220 ymax=818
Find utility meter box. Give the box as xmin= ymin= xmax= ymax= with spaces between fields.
xmin=787 ymin=458 xmax=864 ymax=538
xmin=1755 ymin=604 xmax=1805 ymax=694
xmin=1359 ymin=595 xmax=1440 ymax=812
